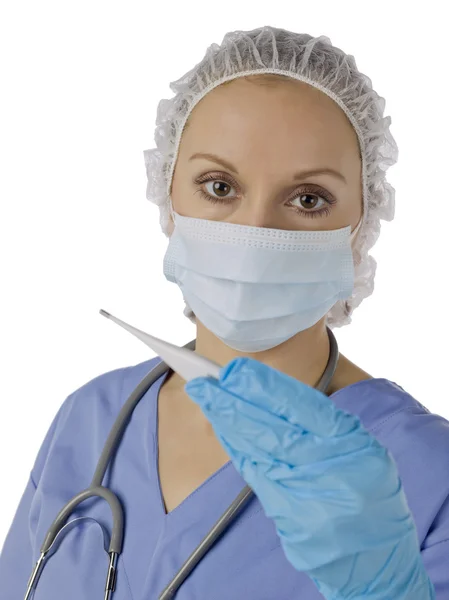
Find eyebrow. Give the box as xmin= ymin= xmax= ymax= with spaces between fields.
xmin=189 ymin=152 xmax=347 ymax=184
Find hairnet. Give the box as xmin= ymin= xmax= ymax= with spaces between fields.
xmin=143 ymin=25 xmax=398 ymax=329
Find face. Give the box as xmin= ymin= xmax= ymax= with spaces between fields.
xmin=169 ymin=76 xmax=363 ymax=233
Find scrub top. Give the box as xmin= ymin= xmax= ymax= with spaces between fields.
xmin=1 ymin=356 xmax=449 ymax=599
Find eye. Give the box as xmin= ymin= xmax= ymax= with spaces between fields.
xmin=203 ymin=179 xmax=235 ymax=200
xmin=289 ymin=190 xmax=329 ymax=213
xmin=193 ymin=173 xmax=336 ymax=219
xmin=193 ymin=175 xmax=236 ymax=204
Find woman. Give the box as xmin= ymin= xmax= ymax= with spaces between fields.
xmin=1 ymin=26 xmax=448 ymax=599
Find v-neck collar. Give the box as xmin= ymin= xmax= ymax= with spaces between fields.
xmin=151 ymin=369 xmax=237 ymax=523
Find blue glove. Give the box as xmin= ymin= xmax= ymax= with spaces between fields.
xmin=185 ymin=357 xmax=435 ymax=600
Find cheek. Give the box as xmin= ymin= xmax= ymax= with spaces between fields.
xmin=171 ymin=162 xmax=200 ymax=207
xmin=169 ymin=171 xmax=193 ymax=218
xmin=337 ymin=185 xmax=363 ymax=228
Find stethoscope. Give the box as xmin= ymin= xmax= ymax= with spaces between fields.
xmin=24 ymin=326 xmax=339 ymax=600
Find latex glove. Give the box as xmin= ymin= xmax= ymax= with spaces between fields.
xmin=184 ymin=357 xmax=435 ymax=600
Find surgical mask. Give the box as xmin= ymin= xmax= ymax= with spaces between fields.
xmin=163 ymin=211 xmax=362 ymax=353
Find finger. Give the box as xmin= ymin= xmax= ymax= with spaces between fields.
xmin=185 ymin=376 xmax=370 ymax=464
xmin=186 ymin=376 xmax=287 ymax=463
xmin=218 ymin=357 xmax=358 ymax=438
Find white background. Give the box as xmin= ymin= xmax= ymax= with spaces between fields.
xmin=1 ymin=1 xmax=448 ymax=551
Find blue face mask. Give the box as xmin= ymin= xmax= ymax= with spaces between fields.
xmin=163 ymin=212 xmax=362 ymax=353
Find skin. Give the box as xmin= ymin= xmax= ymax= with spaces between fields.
xmin=161 ymin=74 xmax=370 ymax=431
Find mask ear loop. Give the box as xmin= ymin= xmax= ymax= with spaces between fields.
xmin=350 ymin=215 xmax=363 ymax=244
xmin=349 ymin=215 xmax=364 ymax=271
xmin=167 ymin=194 xmax=177 ymax=233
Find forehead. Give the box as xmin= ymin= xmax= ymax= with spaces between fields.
xmin=180 ymin=78 xmax=360 ymax=167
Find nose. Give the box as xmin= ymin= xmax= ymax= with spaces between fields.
xmin=227 ymin=196 xmax=286 ymax=229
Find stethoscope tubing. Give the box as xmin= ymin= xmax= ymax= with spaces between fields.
xmin=24 ymin=329 xmax=338 ymax=599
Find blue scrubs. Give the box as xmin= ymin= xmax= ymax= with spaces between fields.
xmin=1 ymin=357 xmax=449 ymax=599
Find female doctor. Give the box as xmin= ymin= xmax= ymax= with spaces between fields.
xmin=1 ymin=25 xmax=449 ymax=599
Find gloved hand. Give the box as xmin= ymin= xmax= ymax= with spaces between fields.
xmin=184 ymin=357 xmax=435 ymax=600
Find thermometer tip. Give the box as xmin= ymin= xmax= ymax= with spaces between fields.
xmin=99 ymin=309 xmax=111 ymax=318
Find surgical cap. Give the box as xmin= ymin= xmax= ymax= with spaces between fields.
xmin=143 ymin=25 xmax=398 ymax=329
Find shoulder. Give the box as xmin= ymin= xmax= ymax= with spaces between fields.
xmin=31 ymin=356 xmax=164 ymax=485
xmin=333 ymin=378 xmax=449 ymax=546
